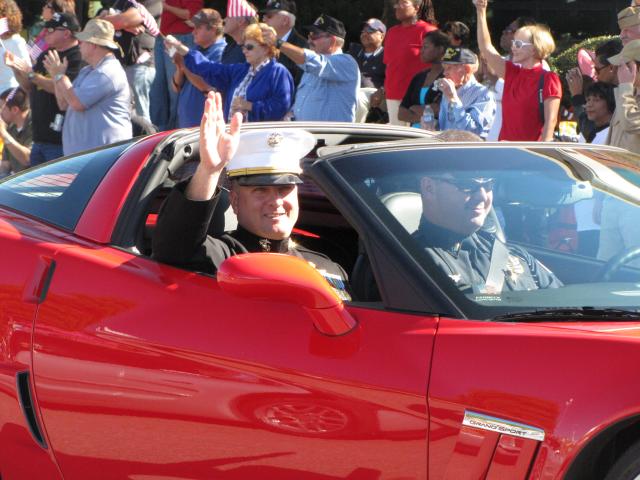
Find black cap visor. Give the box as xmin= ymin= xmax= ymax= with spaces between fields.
xmin=234 ymin=173 xmax=303 ymax=186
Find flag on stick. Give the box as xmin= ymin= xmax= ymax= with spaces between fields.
xmin=0 ymin=18 xmax=8 ymax=51
xmin=27 ymin=38 xmax=46 ymax=63
xmin=227 ymin=0 xmax=256 ymax=18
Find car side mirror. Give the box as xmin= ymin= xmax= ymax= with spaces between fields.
xmin=217 ymin=253 xmax=357 ymax=336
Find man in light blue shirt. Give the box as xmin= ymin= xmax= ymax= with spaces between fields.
xmin=437 ymin=47 xmax=495 ymax=139
xmin=264 ymin=13 xmax=359 ymax=122
xmin=44 ymin=19 xmax=132 ymax=156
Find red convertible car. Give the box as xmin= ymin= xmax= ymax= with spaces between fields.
xmin=2 ymin=123 xmax=640 ymax=480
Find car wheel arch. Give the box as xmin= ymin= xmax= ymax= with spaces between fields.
xmin=564 ymin=414 xmax=640 ymax=480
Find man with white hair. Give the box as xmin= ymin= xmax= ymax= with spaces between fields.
xmin=260 ymin=0 xmax=307 ymax=85
xmin=263 ymin=13 xmax=359 ymax=122
xmin=436 ymin=47 xmax=495 ymax=138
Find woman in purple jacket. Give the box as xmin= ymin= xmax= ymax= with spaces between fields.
xmin=165 ymin=23 xmax=294 ymax=122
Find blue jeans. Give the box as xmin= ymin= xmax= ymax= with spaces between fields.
xmin=30 ymin=142 xmax=64 ymax=166
xmin=149 ymin=33 xmax=194 ymax=131
xmin=126 ymin=63 xmax=156 ymax=123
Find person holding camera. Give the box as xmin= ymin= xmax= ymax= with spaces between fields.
xmin=436 ymin=47 xmax=495 ymax=138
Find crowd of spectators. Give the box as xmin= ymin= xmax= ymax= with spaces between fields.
xmin=0 ymin=0 xmax=638 ymax=170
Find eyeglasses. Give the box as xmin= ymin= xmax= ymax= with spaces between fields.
xmin=511 ymin=39 xmax=533 ymax=49
xmin=45 ymin=27 xmax=67 ymax=33
xmin=594 ymin=63 xmax=611 ymax=74
xmin=435 ymin=177 xmax=495 ymax=195
xmin=240 ymin=43 xmax=258 ymax=51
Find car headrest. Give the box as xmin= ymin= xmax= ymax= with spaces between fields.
xmin=380 ymin=192 xmax=422 ymax=233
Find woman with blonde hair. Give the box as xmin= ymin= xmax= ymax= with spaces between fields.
xmin=165 ymin=23 xmax=293 ymax=122
xmin=0 ymin=0 xmax=31 ymax=93
xmin=474 ymin=0 xmax=561 ymax=141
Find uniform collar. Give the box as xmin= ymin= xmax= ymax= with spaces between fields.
xmin=415 ymin=216 xmax=471 ymax=254
xmin=232 ymin=225 xmax=291 ymax=253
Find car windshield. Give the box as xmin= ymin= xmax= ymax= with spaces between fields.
xmin=331 ymin=144 xmax=640 ymax=316
xmin=0 ymin=142 xmax=131 ymax=231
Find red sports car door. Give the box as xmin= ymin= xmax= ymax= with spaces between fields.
xmin=31 ymin=244 xmax=437 ymax=479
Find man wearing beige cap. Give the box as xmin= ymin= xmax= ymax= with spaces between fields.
xmin=598 ymin=39 xmax=640 ymax=268
xmin=619 ymin=6 xmax=640 ymax=45
xmin=43 ymin=18 xmax=132 ymax=156
xmin=153 ymin=92 xmax=349 ymax=299
xmin=605 ymin=39 xmax=640 ymax=153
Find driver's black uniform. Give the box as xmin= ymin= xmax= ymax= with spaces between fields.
xmin=152 ymin=182 xmax=350 ymax=300
xmin=413 ymin=218 xmax=562 ymax=293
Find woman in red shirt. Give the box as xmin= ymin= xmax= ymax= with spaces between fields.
xmin=474 ymin=0 xmax=561 ymax=141
xmin=383 ymin=0 xmax=437 ymax=125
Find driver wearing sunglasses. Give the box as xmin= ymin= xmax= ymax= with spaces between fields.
xmin=413 ymin=171 xmax=561 ymax=294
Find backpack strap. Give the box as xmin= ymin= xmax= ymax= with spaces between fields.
xmin=538 ymin=71 xmax=546 ymax=124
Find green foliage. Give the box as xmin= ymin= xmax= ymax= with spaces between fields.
xmin=548 ymin=35 xmax=616 ymax=78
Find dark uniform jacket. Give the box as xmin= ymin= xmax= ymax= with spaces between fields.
xmin=413 ymin=218 xmax=562 ymax=294
xmin=152 ymin=182 xmax=350 ymax=299
xmin=347 ymin=44 xmax=385 ymax=89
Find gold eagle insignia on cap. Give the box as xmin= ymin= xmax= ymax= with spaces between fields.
xmin=267 ymin=132 xmax=284 ymax=147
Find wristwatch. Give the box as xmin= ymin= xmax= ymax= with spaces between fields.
xmin=276 ymin=38 xmax=284 ymax=49
xmin=27 ymin=72 xmax=36 ymax=82
xmin=54 ymin=73 xmax=64 ymax=83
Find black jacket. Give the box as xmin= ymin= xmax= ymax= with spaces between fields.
xmin=152 ymin=182 xmax=350 ymax=299
xmin=412 ymin=218 xmax=562 ymax=294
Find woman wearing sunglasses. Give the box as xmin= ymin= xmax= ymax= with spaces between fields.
xmin=164 ymin=23 xmax=293 ymax=122
xmin=474 ymin=0 xmax=561 ymax=141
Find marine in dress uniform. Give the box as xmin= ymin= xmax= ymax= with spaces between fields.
xmin=153 ymin=127 xmax=350 ymax=300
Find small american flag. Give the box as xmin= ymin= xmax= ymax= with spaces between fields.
xmin=129 ymin=0 xmax=160 ymax=37
xmin=227 ymin=0 xmax=256 ymax=18
xmin=0 ymin=17 xmax=8 ymax=36
xmin=5 ymin=87 xmax=17 ymax=102
xmin=27 ymin=38 xmax=46 ymax=63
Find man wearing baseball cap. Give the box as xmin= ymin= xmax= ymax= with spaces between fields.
xmin=436 ymin=47 xmax=495 ymax=138
xmin=153 ymin=92 xmax=349 ymax=299
xmin=604 ymin=39 xmax=640 ymax=154
xmin=4 ymin=12 xmax=83 ymax=166
xmin=262 ymin=13 xmax=360 ymax=122
xmin=260 ymin=0 xmax=307 ymax=85
xmin=173 ymin=8 xmax=226 ymax=128
xmin=348 ymin=18 xmax=387 ymax=122
xmin=42 ymin=18 xmax=132 ymax=156
xmin=618 ymin=6 xmax=640 ymax=46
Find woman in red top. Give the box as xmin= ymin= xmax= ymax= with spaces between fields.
xmin=474 ymin=0 xmax=561 ymax=141
xmin=383 ymin=0 xmax=437 ymax=125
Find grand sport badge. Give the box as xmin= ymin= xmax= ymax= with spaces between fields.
xmin=463 ymin=410 xmax=545 ymax=441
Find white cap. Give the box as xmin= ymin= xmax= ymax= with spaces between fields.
xmin=227 ymin=129 xmax=316 ymax=185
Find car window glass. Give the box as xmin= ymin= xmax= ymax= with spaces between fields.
xmin=0 ymin=142 xmax=130 ymax=231
xmin=330 ymin=146 xmax=640 ymax=317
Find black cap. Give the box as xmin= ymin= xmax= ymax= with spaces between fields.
xmin=43 ymin=12 xmax=81 ymax=32
xmin=305 ymin=14 xmax=346 ymax=39
xmin=235 ymin=173 xmax=303 ymax=186
xmin=260 ymin=0 xmax=297 ymax=15
xmin=442 ymin=47 xmax=478 ymax=65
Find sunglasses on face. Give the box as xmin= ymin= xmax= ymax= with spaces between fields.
xmin=511 ymin=39 xmax=533 ymax=49
xmin=435 ymin=177 xmax=495 ymax=195
xmin=46 ymin=27 xmax=67 ymax=33
xmin=240 ymin=43 xmax=258 ymax=51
